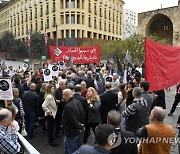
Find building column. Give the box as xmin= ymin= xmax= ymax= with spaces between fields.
xmin=63 ymin=0 xmax=66 ymax=9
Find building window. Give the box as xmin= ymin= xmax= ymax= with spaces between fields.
xmin=88 ymin=3 xmax=91 ymax=13
xmin=66 ymin=0 xmax=70 ymax=8
xmin=26 ymin=25 xmax=28 ymax=34
xmin=47 ymin=19 xmax=49 ymax=28
xmin=53 ymin=16 xmax=56 ymax=27
xmin=35 ymin=22 xmax=38 ymax=31
xmin=52 ymin=2 xmax=56 ymax=12
xmin=82 ymin=30 xmax=84 ymax=38
xmin=88 ymin=17 xmax=91 ymax=27
xmin=22 ymin=26 xmax=24 ymax=35
xmin=77 ymin=0 xmax=80 ymax=8
xmin=66 ymin=0 xmax=75 ymax=8
xmin=94 ymin=5 xmax=97 ymax=15
xmin=66 ymin=15 xmax=70 ymax=24
xmin=40 ymin=6 xmax=43 ymax=17
xmin=14 ymin=28 xmax=16 ymax=37
xmin=35 ymin=9 xmax=37 ymax=19
xmin=66 ymin=30 xmax=70 ymax=37
xmin=100 ymin=7 xmax=102 ymax=17
xmin=70 ymin=0 xmax=75 ymax=8
xmin=60 ymin=15 xmax=64 ymax=24
xmin=71 ymin=30 xmax=75 ymax=38
xmin=30 ymin=11 xmax=32 ymax=20
xmin=25 ymin=13 xmax=28 ymax=22
xmin=94 ymin=19 xmax=97 ymax=29
xmin=14 ymin=19 xmax=16 ymax=26
xmin=100 ymin=20 xmax=102 ymax=30
xmin=77 ymin=15 xmax=80 ymax=24
xmin=104 ymin=22 xmax=106 ymax=31
xmin=71 ymin=14 xmax=75 ymax=24
xmin=77 ymin=30 xmax=80 ymax=38
xmin=17 ymin=15 xmax=19 ymax=25
xmin=30 ymin=23 xmax=33 ymax=32
xmin=41 ymin=21 xmax=43 ymax=30
xmin=46 ymin=5 xmax=49 ymax=15
xmin=61 ymin=30 xmax=64 ymax=38
xmin=82 ymin=15 xmax=84 ymax=25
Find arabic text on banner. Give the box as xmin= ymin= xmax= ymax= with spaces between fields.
xmin=49 ymin=46 xmax=100 ymax=64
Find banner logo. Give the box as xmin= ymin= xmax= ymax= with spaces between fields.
xmin=44 ymin=69 xmax=51 ymax=76
xmin=54 ymin=48 xmax=62 ymax=56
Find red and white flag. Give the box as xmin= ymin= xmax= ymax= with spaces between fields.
xmin=28 ymin=35 xmax=31 ymax=47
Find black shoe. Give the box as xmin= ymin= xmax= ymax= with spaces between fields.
xmin=168 ymin=113 xmax=173 ymax=116
xmin=49 ymin=142 xmax=58 ymax=147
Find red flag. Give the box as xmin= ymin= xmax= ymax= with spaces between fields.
xmin=28 ymin=35 xmax=31 ymax=47
xmin=145 ymin=37 xmax=180 ymax=91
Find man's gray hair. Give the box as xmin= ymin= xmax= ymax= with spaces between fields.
xmin=153 ymin=106 xmax=165 ymax=121
xmin=133 ymin=87 xmax=142 ymax=98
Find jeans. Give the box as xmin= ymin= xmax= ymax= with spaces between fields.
xmin=118 ymin=104 xmax=126 ymax=128
xmin=25 ymin=112 xmax=36 ymax=137
xmin=64 ymin=136 xmax=79 ymax=154
xmin=78 ymin=131 xmax=84 ymax=149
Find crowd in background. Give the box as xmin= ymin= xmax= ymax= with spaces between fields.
xmin=0 ymin=60 xmax=179 ymax=154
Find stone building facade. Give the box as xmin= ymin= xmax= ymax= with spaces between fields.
xmin=138 ymin=1 xmax=180 ymax=46
xmin=0 ymin=0 xmax=124 ymax=42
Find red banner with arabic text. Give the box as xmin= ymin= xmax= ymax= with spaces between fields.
xmin=49 ymin=46 xmax=100 ymax=64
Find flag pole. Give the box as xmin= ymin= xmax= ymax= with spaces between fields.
xmin=144 ymin=37 xmax=147 ymax=80
xmin=28 ymin=33 xmax=31 ymax=66
xmin=45 ymin=24 xmax=47 ymax=60
xmin=56 ymin=23 xmax=58 ymax=48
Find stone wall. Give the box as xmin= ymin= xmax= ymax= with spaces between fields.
xmin=138 ymin=4 xmax=180 ymax=46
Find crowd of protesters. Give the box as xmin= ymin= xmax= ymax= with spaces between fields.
xmin=0 ymin=60 xmax=179 ymax=154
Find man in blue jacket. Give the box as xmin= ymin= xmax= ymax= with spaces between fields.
xmin=73 ymin=124 xmax=115 ymax=154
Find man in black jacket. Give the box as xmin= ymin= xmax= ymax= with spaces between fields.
xmin=62 ymin=89 xmax=86 ymax=154
xmin=73 ymin=84 xmax=88 ymax=118
xmin=85 ymin=71 xmax=94 ymax=88
xmin=73 ymin=84 xmax=88 ymax=148
xmin=55 ymin=79 xmax=66 ymax=137
xmin=100 ymin=82 xmax=118 ymax=124
xmin=23 ymin=83 xmax=39 ymax=139
xmin=107 ymin=110 xmax=138 ymax=154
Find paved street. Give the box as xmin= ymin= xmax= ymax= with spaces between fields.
xmin=27 ymin=86 xmax=179 ymax=154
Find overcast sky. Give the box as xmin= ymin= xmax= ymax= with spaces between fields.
xmin=124 ymin=0 xmax=179 ymax=13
